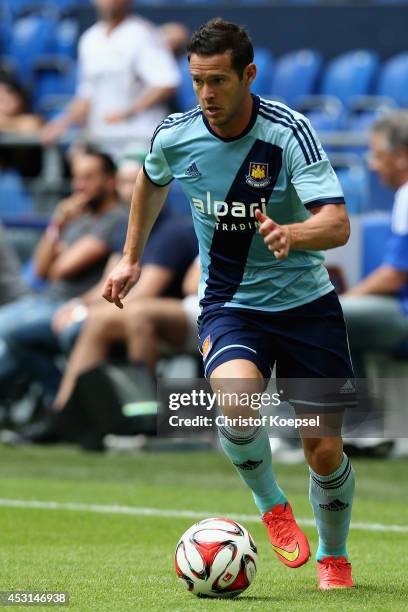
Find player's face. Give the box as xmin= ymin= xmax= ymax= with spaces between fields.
xmin=368 ymin=131 xmax=403 ymax=189
xmin=71 ymin=155 xmax=116 ymax=205
xmin=189 ymin=52 xmax=255 ymax=135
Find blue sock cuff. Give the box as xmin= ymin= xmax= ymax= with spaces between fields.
xmin=219 ymin=424 xmax=262 ymax=444
xmin=309 ymin=453 xmax=351 ymax=491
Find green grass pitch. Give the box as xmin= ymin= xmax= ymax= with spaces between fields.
xmin=0 ymin=445 xmax=407 ymax=611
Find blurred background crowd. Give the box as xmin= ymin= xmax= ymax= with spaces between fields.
xmin=0 ymin=0 xmax=407 ymax=456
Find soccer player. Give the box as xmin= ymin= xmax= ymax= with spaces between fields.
xmin=102 ymin=19 xmax=356 ymax=590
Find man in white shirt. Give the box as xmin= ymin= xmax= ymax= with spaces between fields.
xmin=42 ymin=0 xmax=180 ymax=156
xmin=341 ymin=111 xmax=408 ymax=374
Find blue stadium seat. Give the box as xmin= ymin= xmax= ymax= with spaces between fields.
xmin=7 ymin=14 xmax=57 ymax=83
xmin=366 ymin=169 xmax=394 ymax=212
xmin=32 ymin=56 xmax=76 ymax=111
xmin=0 ymin=170 xmax=34 ymax=219
xmin=335 ymin=164 xmax=367 ymax=214
xmin=320 ymin=50 xmax=379 ymax=108
xmin=268 ymin=49 xmax=321 ymax=108
xmin=55 ymin=17 xmax=79 ymax=58
xmin=0 ymin=4 xmax=12 ymax=54
xmin=252 ymin=47 xmax=273 ymax=97
xmin=3 ymin=0 xmax=47 ymax=17
xmin=361 ymin=215 xmax=391 ymax=277
xmin=304 ymin=97 xmax=344 ymax=130
xmin=175 ymin=55 xmax=196 ymax=113
xmin=376 ymin=52 xmax=408 ymax=107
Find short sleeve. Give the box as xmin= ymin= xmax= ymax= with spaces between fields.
xmin=143 ymin=126 xmax=174 ymax=187
xmin=132 ymin=27 xmax=180 ymax=89
xmin=88 ymin=208 xmax=129 ymax=251
xmin=285 ymin=116 xmax=345 ymax=209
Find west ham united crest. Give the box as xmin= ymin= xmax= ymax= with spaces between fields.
xmin=245 ymin=162 xmax=271 ymax=188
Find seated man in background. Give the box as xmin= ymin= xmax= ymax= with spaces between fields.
xmin=341 ymin=112 xmax=408 ymax=375
xmin=0 ymin=224 xmax=29 ymax=307
xmin=20 ymin=216 xmax=198 ymax=443
xmin=50 ymin=154 xmax=171 ymax=352
xmin=0 ymin=147 xmax=128 ymax=401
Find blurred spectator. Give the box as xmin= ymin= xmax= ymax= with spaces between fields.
xmin=0 ymin=147 xmax=128 ymax=401
xmin=51 ymin=154 xmax=170 ymax=351
xmin=16 ymin=214 xmax=198 ymax=443
xmin=342 ymin=111 xmax=408 ymax=375
xmin=122 ymin=257 xmax=200 ymax=371
xmin=21 ymin=246 xmax=199 ymax=444
xmin=42 ymin=0 xmax=180 ymax=158
xmin=0 ymin=74 xmax=43 ymax=175
xmin=52 ymin=216 xmax=197 ymax=412
xmin=0 ymin=224 xmax=28 ymax=306
xmin=160 ymin=22 xmax=189 ymax=58
xmin=0 ymin=75 xmax=42 ymax=134
xmin=54 ymin=245 xmax=199 ymax=410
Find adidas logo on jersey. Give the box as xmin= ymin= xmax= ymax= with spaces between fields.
xmin=340 ymin=379 xmax=356 ymax=394
xmin=185 ymin=162 xmax=201 ymax=177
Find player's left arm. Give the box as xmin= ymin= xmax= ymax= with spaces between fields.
xmin=256 ymin=204 xmax=349 ymax=260
xmin=259 ymin=114 xmax=353 ymax=260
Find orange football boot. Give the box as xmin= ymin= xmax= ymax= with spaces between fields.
xmin=317 ymin=556 xmax=354 ymax=590
xmin=262 ymin=502 xmax=310 ymax=568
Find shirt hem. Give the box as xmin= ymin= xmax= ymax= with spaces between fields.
xmin=214 ymin=284 xmax=335 ymax=313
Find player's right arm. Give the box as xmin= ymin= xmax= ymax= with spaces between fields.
xmin=101 ymin=169 xmax=170 ymax=308
xmin=102 ymin=121 xmax=174 ymax=307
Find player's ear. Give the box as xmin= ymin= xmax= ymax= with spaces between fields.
xmin=244 ymin=63 xmax=257 ymax=87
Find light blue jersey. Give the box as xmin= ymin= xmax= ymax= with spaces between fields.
xmin=144 ymin=95 xmax=345 ymax=312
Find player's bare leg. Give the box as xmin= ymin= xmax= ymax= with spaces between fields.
xmin=301 ymin=435 xmax=355 ymax=590
xmin=210 ymin=359 xmax=310 ymax=568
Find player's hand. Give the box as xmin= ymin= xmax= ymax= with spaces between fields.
xmin=255 ymin=209 xmax=291 ymax=260
xmin=101 ymin=255 xmax=141 ymax=309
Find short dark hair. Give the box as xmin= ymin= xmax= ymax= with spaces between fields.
xmin=187 ymin=18 xmax=254 ymax=78
xmin=82 ymin=145 xmax=117 ymax=176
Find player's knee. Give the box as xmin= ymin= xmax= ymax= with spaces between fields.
xmin=303 ymin=438 xmax=342 ymax=473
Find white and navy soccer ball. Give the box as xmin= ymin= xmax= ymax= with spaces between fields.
xmin=174 ymin=517 xmax=258 ymax=598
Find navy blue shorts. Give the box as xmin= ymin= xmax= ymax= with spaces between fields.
xmin=198 ymin=291 xmax=356 ymax=410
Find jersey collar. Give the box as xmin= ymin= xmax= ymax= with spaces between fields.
xmin=202 ymin=94 xmax=260 ymax=142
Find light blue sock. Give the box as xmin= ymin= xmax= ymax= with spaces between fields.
xmin=219 ymin=424 xmax=286 ymax=513
xmin=309 ymin=453 xmax=355 ymax=561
